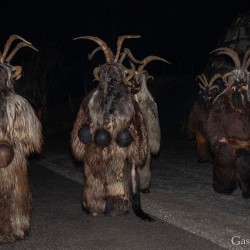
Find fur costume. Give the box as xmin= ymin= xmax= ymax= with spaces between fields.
xmin=0 ymin=35 xmax=42 ymax=243
xmin=187 ymin=73 xmax=222 ymax=162
xmin=206 ymin=47 xmax=250 ymax=198
xmin=119 ymin=49 xmax=169 ymax=192
xmin=71 ymin=35 xmax=153 ymax=220
xmin=134 ymin=74 xmax=160 ymax=191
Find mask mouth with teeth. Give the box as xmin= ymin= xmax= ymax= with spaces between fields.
xmin=231 ymin=89 xmax=248 ymax=109
xmin=229 ymin=79 xmax=249 ymax=110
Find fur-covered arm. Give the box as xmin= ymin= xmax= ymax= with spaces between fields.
xmin=130 ymin=101 xmax=148 ymax=167
xmin=206 ymin=97 xmax=227 ymax=153
xmin=187 ymin=102 xmax=208 ymax=138
xmin=7 ymin=94 xmax=43 ymax=156
xmin=187 ymin=103 xmax=199 ymax=139
xmin=71 ymin=91 xmax=94 ymax=161
xmin=144 ymin=99 xmax=161 ymax=155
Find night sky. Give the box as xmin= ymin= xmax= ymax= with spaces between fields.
xmin=2 ymin=1 xmax=249 ymax=60
xmin=1 ymin=0 xmax=249 ymax=103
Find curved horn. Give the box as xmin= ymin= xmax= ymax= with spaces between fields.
xmin=6 ymin=42 xmax=38 ymax=63
xmin=119 ymin=48 xmax=143 ymax=64
xmin=11 ymin=66 xmax=23 ymax=80
xmin=114 ymin=35 xmax=141 ymax=62
xmin=93 ymin=67 xmax=100 ymax=81
xmin=0 ymin=35 xmax=32 ymax=63
xmin=137 ymin=56 xmax=171 ymax=78
xmin=88 ymin=47 xmax=102 ymax=60
xmin=213 ymin=81 xmax=234 ymax=104
xmin=212 ymin=71 xmax=236 ymax=103
xmin=74 ymin=36 xmax=113 ymax=63
xmin=222 ymin=70 xmax=236 ymax=83
xmin=242 ymin=48 xmax=250 ymax=70
xmin=208 ymin=73 xmax=222 ymax=88
xmin=209 ymin=85 xmax=220 ymax=91
xmin=124 ymin=60 xmax=136 ymax=82
xmin=196 ymin=74 xmax=209 ymax=88
xmin=245 ymin=57 xmax=250 ymax=72
xmin=210 ymin=47 xmax=241 ymax=69
xmin=199 ymin=83 xmax=206 ymax=91
xmin=118 ymin=51 xmax=126 ymax=64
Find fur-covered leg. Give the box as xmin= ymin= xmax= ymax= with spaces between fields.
xmin=0 ymin=189 xmax=31 ymax=242
xmin=83 ymin=165 xmax=105 ymax=216
xmin=236 ymin=149 xmax=250 ymax=199
xmin=0 ymin=189 xmax=14 ymax=243
xmin=10 ymin=189 xmax=32 ymax=242
xmin=104 ymin=180 xmax=130 ymax=217
xmin=138 ymin=153 xmax=151 ymax=193
xmin=196 ymin=132 xmax=210 ymax=163
xmin=0 ymin=160 xmax=32 ymax=243
xmin=105 ymin=196 xmax=130 ymax=217
xmin=105 ymin=160 xmax=131 ymax=217
xmin=212 ymin=144 xmax=237 ymax=195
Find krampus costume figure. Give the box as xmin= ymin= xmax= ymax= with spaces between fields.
xmin=118 ymin=49 xmax=169 ymax=192
xmin=0 ymin=35 xmax=42 ymax=243
xmin=206 ymin=47 xmax=250 ymax=198
xmin=187 ymin=73 xmax=222 ymax=163
xmin=71 ymin=35 xmax=153 ymax=220
xmin=134 ymin=72 xmax=161 ymax=192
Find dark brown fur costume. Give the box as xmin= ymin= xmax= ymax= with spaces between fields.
xmin=206 ymin=47 xmax=250 ymax=198
xmin=188 ymin=101 xmax=211 ymax=163
xmin=71 ymin=36 xmax=153 ymax=220
xmin=119 ymin=50 xmax=169 ymax=192
xmin=0 ymin=36 xmax=42 ymax=243
xmin=135 ymin=74 xmax=161 ymax=192
xmin=188 ymin=74 xmax=222 ymax=163
xmin=206 ymin=93 xmax=250 ymax=197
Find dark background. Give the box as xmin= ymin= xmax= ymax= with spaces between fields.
xmin=2 ymin=0 xmax=249 ymax=72
xmin=1 ymin=0 xmax=249 ymax=135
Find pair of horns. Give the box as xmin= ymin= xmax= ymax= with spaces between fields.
xmin=120 ymin=48 xmax=171 ymax=79
xmin=74 ymin=35 xmax=142 ymax=81
xmin=210 ymin=47 xmax=250 ymax=70
xmin=210 ymin=47 xmax=250 ymax=81
xmin=196 ymin=73 xmax=221 ymax=92
xmin=0 ymin=34 xmax=38 ymax=64
xmin=74 ymin=35 xmax=141 ymax=63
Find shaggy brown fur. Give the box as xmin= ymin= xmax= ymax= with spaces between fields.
xmin=71 ymin=62 xmax=152 ymax=220
xmin=134 ymin=73 xmax=161 ymax=191
xmin=187 ymin=74 xmax=223 ymax=163
xmin=188 ymin=101 xmax=211 ymax=163
xmin=71 ymin=35 xmax=155 ymax=220
xmin=206 ymin=47 xmax=250 ymax=198
xmin=118 ymin=50 xmax=168 ymax=193
xmin=0 ymin=37 xmax=42 ymax=243
xmin=206 ymin=92 xmax=250 ymax=197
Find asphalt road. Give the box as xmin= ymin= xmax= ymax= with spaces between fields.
xmin=0 ymin=157 xmax=223 ymax=250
